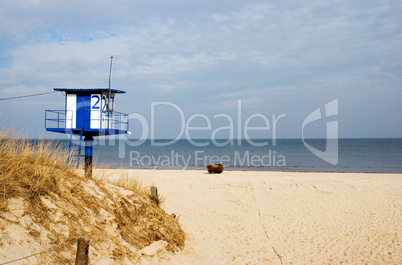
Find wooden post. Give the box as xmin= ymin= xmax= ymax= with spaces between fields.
xmin=150 ymin=186 xmax=158 ymax=197
xmin=75 ymin=238 xmax=89 ymax=265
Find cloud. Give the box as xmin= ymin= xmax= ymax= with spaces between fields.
xmin=0 ymin=0 xmax=401 ymax=138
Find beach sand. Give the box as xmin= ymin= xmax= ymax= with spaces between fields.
xmin=103 ymin=169 xmax=401 ymax=265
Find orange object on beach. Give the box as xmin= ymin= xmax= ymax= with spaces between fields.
xmin=206 ymin=164 xmax=224 ymax=174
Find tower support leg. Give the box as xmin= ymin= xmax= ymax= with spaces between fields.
xmin=84 ymin=136 xmax=94 ymax=178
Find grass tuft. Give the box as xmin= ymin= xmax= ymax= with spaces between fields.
xmin=0 ymin=130 xmax=185 ymax=264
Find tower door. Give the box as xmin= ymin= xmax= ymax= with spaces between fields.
xmin=76 ymin=94 xmax=91 ymax=130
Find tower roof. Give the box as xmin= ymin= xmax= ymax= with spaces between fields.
xmin=54 ymin=88 xmax=126 ymax=94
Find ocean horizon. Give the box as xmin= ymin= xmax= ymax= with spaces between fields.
xmin=31 ymin=138 xmax=402 ymax=173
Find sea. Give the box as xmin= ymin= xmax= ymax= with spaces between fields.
xmin=38 ymin=138 xmax=402 ymax=173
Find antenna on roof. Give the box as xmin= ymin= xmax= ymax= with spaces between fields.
xmin=107 ymin=56 xmax=113 ymax=128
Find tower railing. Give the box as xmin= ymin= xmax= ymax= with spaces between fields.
xmin=45 ymin=110 xmax=72 ymax=129
xmin=45 ymin=110 xmax=128 ymax=132
xmin=106 ymin=111 xmax=129 ymax=131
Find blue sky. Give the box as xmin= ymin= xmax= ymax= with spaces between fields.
xmin=0 ymin=0 xmax=401 ymax=139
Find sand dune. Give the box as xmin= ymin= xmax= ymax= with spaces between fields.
xmin=104 ymin=170 xmax=401 ymax=265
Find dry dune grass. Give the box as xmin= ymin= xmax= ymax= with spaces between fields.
xmin=0 ymin=130 xmax=185 ymax=264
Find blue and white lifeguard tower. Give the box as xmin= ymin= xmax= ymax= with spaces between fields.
xmin=45 ymin=87 xmax=129 ymax=177
xmin=45 ymin=59 xmax=129 ymax=177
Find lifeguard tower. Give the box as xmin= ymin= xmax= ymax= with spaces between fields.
xmin=45 ymin=87 xmax=129 ymax=177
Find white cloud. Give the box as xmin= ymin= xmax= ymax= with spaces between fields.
xmin=0 ymin=0 xmax=401 ymax=138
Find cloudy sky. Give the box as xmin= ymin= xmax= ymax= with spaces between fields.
xmin=0 ymin=0 xmax=401 ymax=139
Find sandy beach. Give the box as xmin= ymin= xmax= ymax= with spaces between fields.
xmin=103 ymin=169 xmax=401 ymax=265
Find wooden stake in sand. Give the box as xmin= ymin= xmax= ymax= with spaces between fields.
xmin=75 ymin=238 xmax=89 ymax=265
xmin=150 ymin=186 xmax=158 ymax=197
